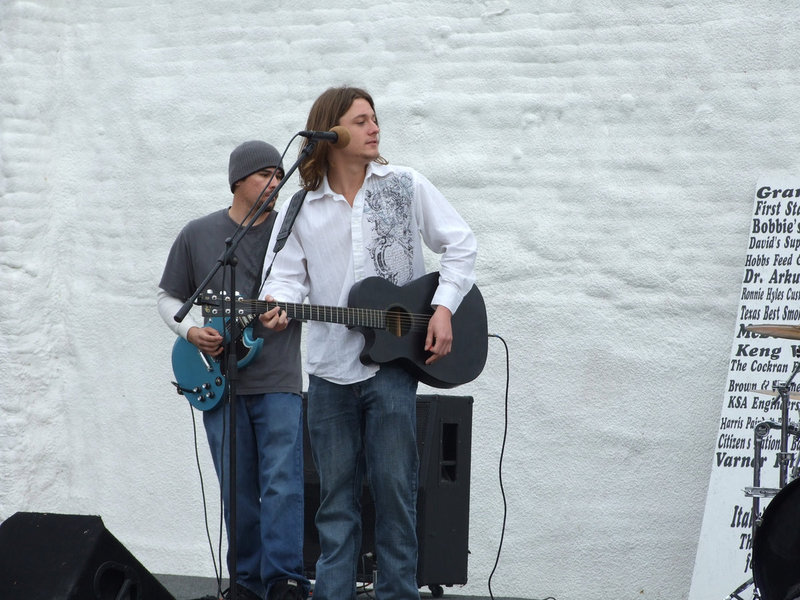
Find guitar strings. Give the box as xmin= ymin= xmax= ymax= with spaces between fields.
xmin=232 ymin=299 xmax=433 ymax=332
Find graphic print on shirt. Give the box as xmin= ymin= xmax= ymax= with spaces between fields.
xmin=364 ymin=173 xmax=415 ymax=285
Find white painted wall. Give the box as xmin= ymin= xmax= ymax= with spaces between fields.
xmin=3 ymin=1 xmax=800 ymax=598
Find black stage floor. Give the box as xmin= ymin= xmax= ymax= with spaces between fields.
xmin=154 ymin=574 xmax=524 ymax=600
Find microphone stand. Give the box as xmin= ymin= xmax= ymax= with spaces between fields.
xmin=174 ymin=138 xmax=317 ymax=600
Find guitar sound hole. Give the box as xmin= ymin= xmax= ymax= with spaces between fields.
xmin=386 ymin=307 xmax=411 ymax=337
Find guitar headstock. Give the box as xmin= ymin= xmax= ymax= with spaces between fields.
xmin=198 ymin=290 xmax=249 ymax=317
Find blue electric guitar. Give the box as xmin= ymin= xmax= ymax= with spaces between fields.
xmin=171 ymin=312 xmax=262 ymax=411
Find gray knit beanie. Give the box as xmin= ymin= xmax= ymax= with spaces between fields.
xmin=228 ymin=140 xmax=284 ymax=192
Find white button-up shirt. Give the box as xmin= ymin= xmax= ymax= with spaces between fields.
xmin=263 ymin=162 xmax=477 ymax=385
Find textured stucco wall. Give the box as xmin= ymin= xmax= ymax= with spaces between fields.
xmin=3 ymin=2 xmax=800 ymax=598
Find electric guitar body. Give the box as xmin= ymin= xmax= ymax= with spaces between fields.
xmin=170 ymin=317 xmax=262 ymax=411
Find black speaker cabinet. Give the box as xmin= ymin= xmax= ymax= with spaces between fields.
xmin=302 ymin=394 xmax=473 ymax=592
xmin=0 ymin=512 xmax=175 ymax=600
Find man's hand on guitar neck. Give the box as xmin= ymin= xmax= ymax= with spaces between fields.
xmin=259 ymin=296 xmax=288 ymax=332
xmin=187 ymin=326 xmax=224 ymax=357
xmin=425 ymin=305 xmax=453 ymax=364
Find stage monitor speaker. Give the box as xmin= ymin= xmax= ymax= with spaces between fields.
xmin=302 ymin=394 xmax=473 ymax=590
xmin=0 ymin=512 xmax=175 ymax=600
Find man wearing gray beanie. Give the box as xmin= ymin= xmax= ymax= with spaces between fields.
xmin=157 ymin=140 xmax=309 ymax=600
xmin=228 ymin=140 xmax=285 ymax=193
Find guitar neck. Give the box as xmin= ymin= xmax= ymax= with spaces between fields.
xmin=237 ymin=299 xmax=387 ymax=329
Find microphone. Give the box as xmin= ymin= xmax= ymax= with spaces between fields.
xmin=298 ymin=126 xmax=351 ymax=149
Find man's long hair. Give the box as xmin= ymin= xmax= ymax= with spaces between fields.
xmin=299 ymin=86 xmax=388 ymax=191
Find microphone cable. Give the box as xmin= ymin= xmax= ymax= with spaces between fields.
xmin=486 ymin=332 xmax=556 ymax=600
xmin=487 ymin=333 xmax=509 ymax=600
xmin=188 ymin=403 xmax=224 ymax=597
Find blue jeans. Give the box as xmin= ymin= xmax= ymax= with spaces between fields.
xmin=307 ymin=365 xmax=420 ymax=600
xmin=203 ymin=392 xmax=309 ymax=599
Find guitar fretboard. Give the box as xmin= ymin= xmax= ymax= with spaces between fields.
xmin=204 ymin=296 xmax=388 ymax=330
xmin=268 ymin=300 xmax=387 ymax=330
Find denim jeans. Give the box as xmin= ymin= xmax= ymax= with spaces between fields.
xmin=307 ymin=365 xmax=420 ymax=600
xmin=203 ymin=392 xmax=309 ymax=599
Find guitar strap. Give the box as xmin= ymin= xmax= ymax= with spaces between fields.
xmin=261 ymin=189 xmax=308 ymax=282
xmin=258 ymin=188 xmax=308 ymax=294
xmin=251 ymin=210 xmax=278 ymax=298
xmin=272 ymin=188 xmax=308 ymax=254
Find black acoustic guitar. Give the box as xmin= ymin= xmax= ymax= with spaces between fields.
xmin=200 ymin=271 xmax=488 ymax=389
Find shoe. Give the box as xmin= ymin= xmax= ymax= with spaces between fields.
xmin=267 ymin=579 xmax=306 ymax=600
xmin=221 ymin=583 xmax=264 ymax=600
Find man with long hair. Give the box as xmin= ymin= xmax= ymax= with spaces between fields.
xmin=261 ymin=87 xmax=477 ymax=599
